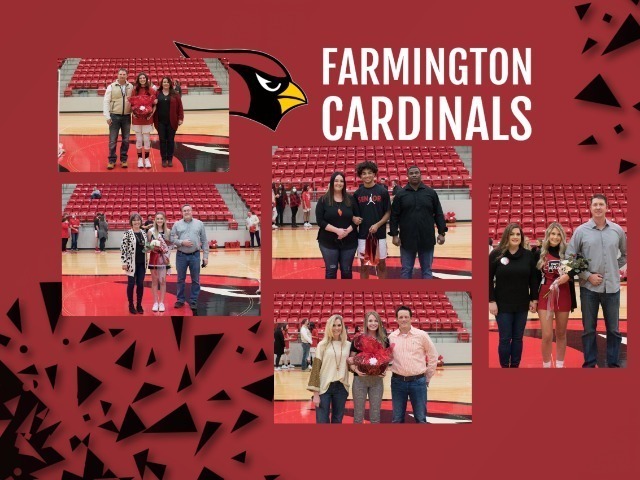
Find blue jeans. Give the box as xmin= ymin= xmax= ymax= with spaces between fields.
xmin=400 ymin=246 xmax=435 ymax=279
xmin=71 ymin=232 xmax=79 ymax=250
xmin=157 ymin=122 xmax=176 ymax=161
xmin=108 ymin=114 xmax=131 ymax=163
xmin=318 ymin=243 xmax=357 ymax=279
xmin=391 ymin=374 xmax=427 ymax=423
xmin=580 ymin=287 xmax=621 ymax=368
xmin=495 ymin=310 xmax=529 ymax=367
xmin=127 ymin=261 xmax=145 ymax=305
xmin=300 ymin=342 xmax=310 ymax=370
xmin=316 ymin=381 xmax=348 ymax=424
xmin=176 ymin=251 xmax=201 ymax=305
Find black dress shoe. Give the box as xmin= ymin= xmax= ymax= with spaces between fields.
xmin=136 ymin=304 xmax=144 ymax=314
xmin=174 ymin=301 xmax=185 ymax=308
xmin=129 ymin=304 xmax=137 ymax=314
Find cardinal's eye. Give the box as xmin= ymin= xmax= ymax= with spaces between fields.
xmin=256 ymin=73 xmax=281 ymax=92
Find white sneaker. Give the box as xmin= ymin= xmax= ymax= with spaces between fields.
xmin=152 ymin=302 xmax=159 ymax=312
xmin=144 ymin=158 xmax=151 ymax=168
xmin=159 ymin=303 xmax=165 ymax=312
xmin=137 ymin=157 xmax=144 ymax=168
xmin=275 ymin=367 xmax=282 ymax=371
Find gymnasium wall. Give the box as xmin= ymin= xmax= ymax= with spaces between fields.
xmin=59 ymin=94 xmax=229 ymax=113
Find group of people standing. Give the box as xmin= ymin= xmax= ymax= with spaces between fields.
xmin=119 ymin=205 xmax=209 ymax=314
xmin=313 ymin=161 xmax=448 ymax=279
xmin=489 ymin=194 xmax=627 ymax=368
xmin=104 ymin=68 xmax=184 ymax=170
xmin=295 ymin=307 xmax=438 ymax=424
xmin=273 ymin=184 xmax=312 ymax=228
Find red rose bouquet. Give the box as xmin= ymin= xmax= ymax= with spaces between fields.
xmin=352 ymin=334 xmax=394 ymax=376
xmin=128 ymin=95 xmax=155 ymax=119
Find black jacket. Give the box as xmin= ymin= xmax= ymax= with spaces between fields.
xmin=389 ymin=183 xmax=448 ymax=252
xmin=274 ymin=329 xmax=285 ymax=355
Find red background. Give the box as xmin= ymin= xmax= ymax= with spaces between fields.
xmin=1 ymin=0 xmax=639 ymax=478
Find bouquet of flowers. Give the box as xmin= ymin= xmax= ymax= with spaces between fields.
xmin=543 ymin=254 xmax=590 ymax=308
xmin=352 ymin=334 xmax=394 ymax=376
xmin=128 ymin=95 xmax=155 ymax=119
xmin=144 ymin=239 xmax=163 ymax=253
xmin=363 ymin=233 xmax=379 ymax=266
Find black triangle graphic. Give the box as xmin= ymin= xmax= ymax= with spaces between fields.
xmin=77 ymin=367 xmax=102 ymax=406
xmin=194 ymin=333 xmax=223 ymax=376
xmin=82 ymin=433 xmax=90 ymax=446
xmin=18 ymin=364 xmax=38 ymax=375
xmin=133 ymin=382 xmax=164 ymax=403
xmin=575 ymin=74 xmax=621 ymax=107
xmin=116 ymin=406 xmax=146 ymax=442
xmin=197 ymin=467 xmax=224 ymax=480
xmin=82 ymin=448 xmax=105 ymax=480
xmin=145 ymin=403 xmax=197 ymax=433
xmin=253 ymin=349 xmax=268 ymax=363
xmin=231 ymin=451 xmax=247 ymax=463
xmin=231 ymin=410 xmax=258 ymax=432
xmin=0 ymin=402 xmax=13 ymax=420
xmin=45 ymin=365 xmax=58 ymax=388
xmin=40 ymin=282 xmax=62 ymax=333
xmin=619 ymin=159 xmax=637 ymax=173
xmin=582 ymin=37 xmax=598 ymax=53
xmin=61 ymin=471 xmax=84 ymax=480
xmin=579 ymin=135 xmax=598 ymax=145
xmin=0 ymin=333 xmax=10 ymax=346
xmin=195 ymin=421 xmax=222 ymax=454
xmin=248 ymin=320 xmax=261 ymax=334
xmin=172 ymin=317 xmax=184 ymax=349
xmin=575 ymin=3 xmax=591 ymax=20
xmin=100 ymin=400 xmax=112 ymax=415
xmin=147 ymin=348 xmax=157 ymax=366
xmin=242 ymin=375 xmax=273 ymax=402
xmin=108 ymin=328 xmax=124 ymax=337
xmin=98 ymin=420 xmax=119 ymax=434
xmin=208 ymin=390 xmax=231 ymax=401
xmin=633 ymin=101 xmax=640 ymax=111
xmin=69 ymin=435 xmax=82 ymax=451
xmin=133 ymin=449 xmax=149 ymax=478
xmin=116 ymin=341 xmax=137 ymax=370
xmin=264 ymin=476 xmax=281 ymax=480
xmin=148 ymin=462 xmax=167 ymax=480
xmin=603 ymin=14 xmax=640 ymax=55
xmin=178 ymin=365 xmax=192 ymax=392
xmin=7 ymin=298 xmax=21 ymax=332
xmin=80 ymin=323 xmax=106 ymax=343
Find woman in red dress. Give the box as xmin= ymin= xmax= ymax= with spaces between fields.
xmin=129 ymin=72 xmax=156 ymax=169
xmin=535 ymin=222 xmax=576 ymax=368
xmin=146 ymin=212 xmax=171 ymax=313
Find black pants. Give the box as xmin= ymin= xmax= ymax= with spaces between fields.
xmin=62 ymin=238 xmax=68 ymax=252
xmin=291 ymin=206 xmax=299 ymax=226
xmin=250 ymin=230 xmax=261 ymax=247
xmin=99 ymin=237 xmax=106 ymax=251
xmin=127 ymin=262 xmax=145 ymax=306
xmin=275 ymin=353 xmax=282 ymax=367
xmin=157 ymin=122 xmax=176 ymax=161
xmin=276 ymin=205 xmax=285 ymax=226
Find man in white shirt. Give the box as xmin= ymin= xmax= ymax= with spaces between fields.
xmin=299 ymin=319 xmax=313 ymax=371
xmin=246 ymin=210 xmax=261 ymax=248
xmin=103 ymin=68 xmax=133 ymax=170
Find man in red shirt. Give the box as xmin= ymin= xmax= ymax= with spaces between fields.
xmin=289 ymin=187 xmax=302 ymax=228
xmin=69 ymin=213 xmax=80 ymax=252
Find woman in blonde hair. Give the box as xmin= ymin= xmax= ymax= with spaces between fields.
xmin=489 ymin=223 xmax=539 ymax=367
xmin=535 ymin=222 xmax=576 ymax=368
xmin=147 ymin=212 xmax=171 ymax=312
xmin=307 ymin=314 xmax=351 ymax=423
xmin=347 ymin=311 xmax=390 ymax=423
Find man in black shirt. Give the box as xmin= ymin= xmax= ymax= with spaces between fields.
xmin=389 ymin=166 xmax=448 ymax=279
xmin=353 ymin=161 xmax=391 ymax=279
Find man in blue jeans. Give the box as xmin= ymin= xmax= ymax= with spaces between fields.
xmin=170 ymin=204 xmax=209 ymax=311
xmin=389 ymin=166 xmax=448 ymax=279
xmin=566 ymin=194 xmax=627 ymax=367
xmin=103 ymin=68 xmax=133 ymax=169
xmin=388 ymin=306 xmax=438 ymax=423
xmin=299 ymin=319 xmax=312 ymax=370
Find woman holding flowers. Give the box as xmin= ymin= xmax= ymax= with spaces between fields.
xmin=129 ymin=72 xmax=156 ymax=169
xmin=307 ymin=314 xmax=351 ymax=424
xmin=535 ymin=222 xmax=577 ymax=368
xmin=347 ymin=311 xmax=391 ymax=424
xmin=147 ymin=212 xmax=172 ymax=313
xmin=489 ymin=223 xmax=539 ymax=368
xmin=121 ymin=213 xmax=148 ymax=315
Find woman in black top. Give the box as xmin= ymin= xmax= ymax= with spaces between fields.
xmin=274 ymin=183 xmax=287 ymax=227
xmin=315 ymin=172 xmax=361 ymax=279
xmin=120 ymin=213 xmax=148 ymax=315
xmin=274 ymin=324 xmax=285 ymax=370
xmin=489 ymin=223 xmax=539 ymax=367
xmin=347 ymin=311 xmax=389 ymax=423
xmin=153 ymin=77 xmax=184 ymax=168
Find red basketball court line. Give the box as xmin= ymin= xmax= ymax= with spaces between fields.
xmin=488 ymin=333 xmax=585 ymax=368
xmin=272 ymin=257 xmax=472 ymax=279
xmin=489 ymin=319 xmax=628 ymax=334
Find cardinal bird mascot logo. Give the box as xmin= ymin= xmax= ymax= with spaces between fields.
xmin=175 ymin=42 xmax=308 ymax=130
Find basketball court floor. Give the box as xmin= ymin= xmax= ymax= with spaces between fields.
xmin=58 ymin=111 xmax=229 ymax=172
xmin=62 ymin=248 xmax=260 ymax=316
xmin=274 ymin=366 xmax=472 ymax=423
xmin=272 ymin=222 xmax=472 ymax=279
xmin=488 ymin=284 xmax=628 ymax=368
